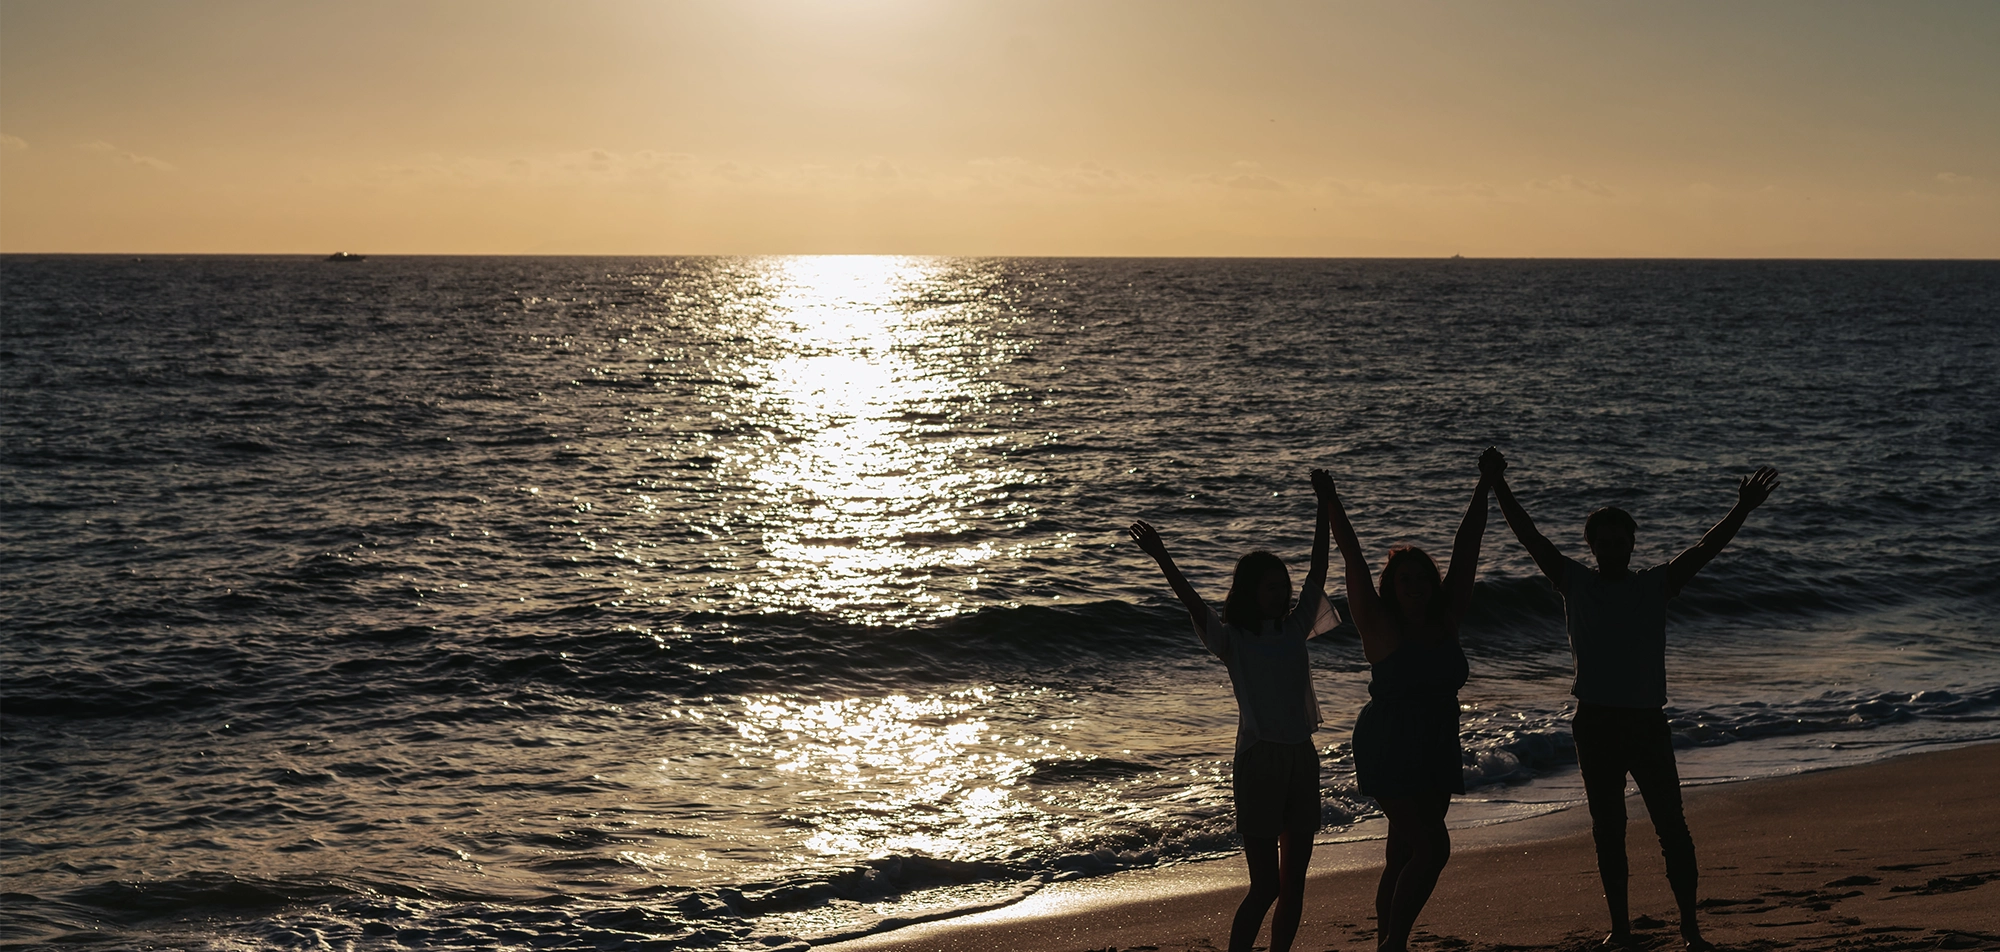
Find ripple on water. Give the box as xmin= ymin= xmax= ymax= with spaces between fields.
xmin=2 ymin=256 xmax=1998 ymax=948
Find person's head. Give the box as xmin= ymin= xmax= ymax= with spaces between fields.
xmin=1378 ymin=545 xmax=1445 ymax=627
xmin=1584 ymin=506 xmax=1638 ymax=575
xmin=1224 ymin=550 xmax=1291 ymax=628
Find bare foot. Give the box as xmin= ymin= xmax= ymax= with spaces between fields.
xmin=1683 ymin=933 xmax=1717 ymax=952
xmin=1600 ymin=932 xmax=1637 ymax=948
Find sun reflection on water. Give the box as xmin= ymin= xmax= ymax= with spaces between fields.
xmin=726 ymin=689 xmax=1052 ymax=862
xmin=731 ymin=255 xmax=1026 ymax=624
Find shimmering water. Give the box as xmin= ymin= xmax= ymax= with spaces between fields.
xmin=3 ymin=256 xmax=1997 ymax=950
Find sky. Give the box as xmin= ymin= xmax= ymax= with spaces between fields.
xmin=1 ymin=0 xmax=1995 ymax=256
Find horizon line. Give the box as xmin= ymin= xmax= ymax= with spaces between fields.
xmin=4 ymin=252 xmax=1997 ymax=262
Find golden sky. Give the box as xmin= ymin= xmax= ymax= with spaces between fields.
xmin=2 ymin=0 xmax=1995 ymax=256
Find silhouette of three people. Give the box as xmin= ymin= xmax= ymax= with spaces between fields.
xmin=1134 ymin=449 xmax=1779 ymax=952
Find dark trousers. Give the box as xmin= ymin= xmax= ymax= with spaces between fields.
xmin=1573 ymin=704 xmax=1698 ymax=920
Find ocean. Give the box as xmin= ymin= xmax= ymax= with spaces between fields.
xmin=2 ymin=255 xmax=1996 ymax=950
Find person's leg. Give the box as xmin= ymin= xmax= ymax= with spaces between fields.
xmin=1374 ymin=811 xmax=1413 ymax=947
xmin=1267 ymin=743 xmax=1319 ymax=952
xmin=1269 ymin=828 xmax=1314 ymax=952
xmin=1574 ymin=706 xmax=1635 ymax=944
xmin=1231 ymin=836 xmax=1281 ymax=952
xmin=1374 ymin=793 xmax=1451 ymax=952
xmin=1626 ymin=711 xmax=1709 ymax=951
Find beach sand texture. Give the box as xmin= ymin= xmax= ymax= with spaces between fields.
xmin=825 ymin=743 xmax=2000 ymax=952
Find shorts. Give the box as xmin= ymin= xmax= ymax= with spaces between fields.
xmin=1232 ymin=740 xmax=1321 ymax=839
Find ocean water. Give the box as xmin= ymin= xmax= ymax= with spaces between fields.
xmin=2 ymin=255 xmax=1997 ymax=950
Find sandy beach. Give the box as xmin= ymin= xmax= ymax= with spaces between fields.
xmin=823 ymin=743 xmax=2000 ymax=952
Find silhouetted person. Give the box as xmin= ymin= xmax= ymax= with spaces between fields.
xmin=1484 ymin=448 xmax=1779 ymax=951
xmin=1326 ymin=458 xmax=1491 ymax=952
xmin=1130 ymin=469 xmax=1342 ymax=952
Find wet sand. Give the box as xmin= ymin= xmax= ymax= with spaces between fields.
xmin=821 ymin=743 xmax=2000 ymax=951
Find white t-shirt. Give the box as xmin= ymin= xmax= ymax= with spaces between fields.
xmin=1196 ymin=584 xmax=1341 ymax=754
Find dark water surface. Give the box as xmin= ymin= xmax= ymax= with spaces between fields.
xmin=3 ymin=256 xmax=1997 ymax=949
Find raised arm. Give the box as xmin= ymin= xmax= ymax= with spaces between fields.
xmin=1443 ymin=470 xmax=1491 ymax=628
xmin=1326 ymin=480 xmax=1398 ymax=663
xmin=1663 ymin=467 xmax=1780 ymax=598
xmin=1128 ymin=520 xmax=1209 ymax=636
xmin=1483 ymin=447 xmax=1568 ymax=584
xmin=1302 ymin=469 xmax=1335 ymax=599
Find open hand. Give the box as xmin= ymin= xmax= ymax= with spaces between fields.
xmin=1128 ymin=520 xmax=1169 ymax=559
xmin=1310 ymin=468 xmax=1337 ymax=504
xmin=1479 ymin=446 xmax=1507 ymax=480
xmin=1738 ymin=467 xmax=1780 ymax=509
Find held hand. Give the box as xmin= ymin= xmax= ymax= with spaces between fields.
xmin=1310 ymin=468 xmax=1337 ymax=505
xmin=1738 ymin=466 xmax=1780 ymax=510
xmin=1128 ymin=519 xmax=1170 ymax=559
xmin=1479 ymin=445 xmax=1507 ymax=481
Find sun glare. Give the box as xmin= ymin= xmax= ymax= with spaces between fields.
xmin=735 ymin=256 xmax=1020 ymax=624
xmin=725 ymin=689 xmax=1045 ymax=862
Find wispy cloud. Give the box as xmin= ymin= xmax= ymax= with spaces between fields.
xmin=1194 ymin=161 xmax=1289 ymax=192
xmin=1 ymin=134 xmax=26 ymax=153
xmin=1306 ymin=175 xmax=1624 ymax=203
xmin=711 ymin=160 xmax=766 ymax=183
xmin=78 ymin=140 xmax=174 ymax=171
xmin=1529 ymin=174 xmax=1614 ymax=197
xmin=964 ymin=157 xmax=1145 ymax=194
xmin=360 ymin=148 xmax=697 ymax=186
xmin=1222 ymin=173 xmax=1285 ymax=191
xmin=1314 ymin=178 xmax=1502 ymax=202
xmin=550 ymin=148 xmax=694 ymax=180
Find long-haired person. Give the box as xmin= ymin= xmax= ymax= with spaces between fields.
xmin=1129 ymin=469 xmax=1342 ymax=952
xmin=1326 ymin=454 xmax=1493 ymax=952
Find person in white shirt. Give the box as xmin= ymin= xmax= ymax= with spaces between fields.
xmin=1129 ymin=469 xmax=1341 ymax=952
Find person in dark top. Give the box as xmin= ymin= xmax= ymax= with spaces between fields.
xmin=1326 ymin=456 xmax=1491 ymax=952
xmin=1130 ymin=469 xmax=1342 ymax=952
xmin=1484 ymin=447 xmax=1779 ymax=952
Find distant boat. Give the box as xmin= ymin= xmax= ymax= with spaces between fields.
xmin=325 ymin=252 xmax=367 ymax=262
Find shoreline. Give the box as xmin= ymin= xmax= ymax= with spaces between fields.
xmin=818 ymin=741 xmax=2000 ymax=951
